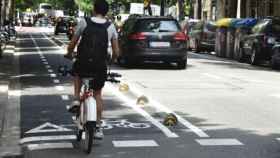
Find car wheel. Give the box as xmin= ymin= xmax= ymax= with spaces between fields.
xmin=271 ymin=57 xmax=280 ymax=70
xmin=177 ymin=60 xmax=187 ymax=69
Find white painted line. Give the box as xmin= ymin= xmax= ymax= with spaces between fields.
xmin=56 ymin=86 xmax=64 ymax=91
xmin=43 ymin=61 xmax=49 ymax=65
xmin=20 ymin=135 xmax=76 ymax=144
xmin=113 ymin=140 xmax=159 ymax=147
xmin=40 ymin=56 xmax=46 ymax=60
xmin=50 ymin=73 xmax=57 ymax=78
xmin=27 ymin=143 xmax=73 ymax=151
xmin=41 ymin=59 xmax=47 ymax=62
xmin=107 ymin=84 xmax=178 ymax=138
xmin=61 ymin=95 xmax=69 ymax=100
xmin=48 ymin=69 xmax=54 ymax=73
xmin=0 ymin=85 xmax=8 ymax=92
xmin=203 ymin=73 xmax=223 ymax=80
xmin=45 ymin=65 xmax=51 ymax=69
xmin=120 ymin=81 xmax=209 ymax=138
xmin=53 ymin=79 xmax=60 ymax=83
xmin=8 ymin=90 xmax=21 ymax=97
xmin=26 ymin=122 xmax=72 ymax=134
xmin=42 ymin=33 xmax=67 ymax=54
xmin=66 ymin=105 xmax=70 ymax=110
xmin=196 ymin=139 xmax=244 ymax=146
xmin=271 ymin=94 xmax=280 ymax=98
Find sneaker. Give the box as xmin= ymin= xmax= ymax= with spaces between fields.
xmin=68 ymin=100 xmax=80 ymax=113
xmin=94 ymin=127 xmax=104 ymax=139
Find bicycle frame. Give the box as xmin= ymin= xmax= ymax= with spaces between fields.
xmin=78 ymin=78 xmax=97 ymax=128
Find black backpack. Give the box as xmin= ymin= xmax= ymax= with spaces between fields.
xmin=77 ymin=17 xmax=111 ymax=73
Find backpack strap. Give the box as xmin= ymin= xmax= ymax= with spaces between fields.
xmin=85 ymin=17 xmax=111 ymax=29
xmin=103 ymin=21 xmax=111 ymax=29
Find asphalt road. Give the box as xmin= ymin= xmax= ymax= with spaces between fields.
xmin=16 ymin=26 xmax=280 ymax=158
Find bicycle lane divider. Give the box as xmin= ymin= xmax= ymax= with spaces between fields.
xmin=116 ymin=80 xmax=209 ymax=138
xmin=30 ymin=33 xmax=67 ymax=96
xmin=106 ymin=83 xmax=179 ymax=138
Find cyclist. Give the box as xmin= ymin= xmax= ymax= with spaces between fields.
xmin=65 ymin=0 xmax=119 ymax=139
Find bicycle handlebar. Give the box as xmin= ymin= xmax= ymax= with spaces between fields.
xmin=58 ymin=65 xmax=122 ymax=83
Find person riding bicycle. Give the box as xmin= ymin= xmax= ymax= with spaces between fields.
xmin=65 ymin=0 xmax=119 ymax=139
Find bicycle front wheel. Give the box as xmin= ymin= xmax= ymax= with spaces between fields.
xmin=83 ymin=122 xmax=95 ymax=154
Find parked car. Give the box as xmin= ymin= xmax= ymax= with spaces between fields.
xmin=54 ymin=17 xmax=68 ymax=35
xmin=181 ymin=19 xmax=200 ymax=50
xmin=271 ymin=44 xmax=280 ymax=69
xmin=238 ymin=17 xmax=280 ymax=65
xmin=188 ymin=20 xmax=217 ymax=52
xmin=118 ymin=15 xmax=188 ymax=69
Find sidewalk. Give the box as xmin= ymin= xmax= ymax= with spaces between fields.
xmin=0 ymin=40 xmax=22 ymax=158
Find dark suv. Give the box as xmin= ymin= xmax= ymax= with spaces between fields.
xmin=239 ymin=17 xmax=280 ymax=65
xmin=118 ymin=15 xmax=188 ymax=69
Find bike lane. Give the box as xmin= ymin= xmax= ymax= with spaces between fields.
xmin=18 ymin=29 xmax=191 ymax=158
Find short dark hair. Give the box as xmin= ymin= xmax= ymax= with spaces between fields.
xmin=94 ymin=0 xmax=109 ymax=16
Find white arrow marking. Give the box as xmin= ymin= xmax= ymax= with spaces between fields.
xmin=25 ymin=122 xmax=72 ymax=134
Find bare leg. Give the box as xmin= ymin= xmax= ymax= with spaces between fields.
xmin=74 ymin=75 xmax=81 ymax=99
xmin=94 ymin=89 xmax=103 ymax=125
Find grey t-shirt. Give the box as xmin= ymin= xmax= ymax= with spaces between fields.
xmin=74 ymin=16 xmax=118 ymax=42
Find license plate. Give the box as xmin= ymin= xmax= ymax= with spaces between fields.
xmin=150 ymin=42 xmax=170 ymax=48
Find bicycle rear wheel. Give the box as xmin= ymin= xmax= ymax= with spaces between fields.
xmin=83 ymin=122 xmax=95 ymax=154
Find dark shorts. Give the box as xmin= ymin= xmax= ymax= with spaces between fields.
xmin=72 ymin=60 xmax=107 ymax=91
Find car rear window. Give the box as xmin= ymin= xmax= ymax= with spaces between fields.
xmin=192 ymin=21 xmax=203 ymax=30
xmin=135 ymin=19 xmax=180 ymax=32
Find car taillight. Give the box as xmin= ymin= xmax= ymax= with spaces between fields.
xmin=128 ymin=32 xmax=146 ymax=40
xmin=174 ymin=32 xmax=187 ymax=41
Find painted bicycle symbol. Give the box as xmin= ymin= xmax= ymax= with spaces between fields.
xmin=101 ymin=119 xmax=151 ymax=130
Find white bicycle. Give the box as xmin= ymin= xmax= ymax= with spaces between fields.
xmin=58 ymin=64 xmax=121 ymax=154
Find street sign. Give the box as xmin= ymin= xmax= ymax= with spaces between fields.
xmin=25 ymin=122 xmax=72 ymax=134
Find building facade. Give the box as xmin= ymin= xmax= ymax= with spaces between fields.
xmin=195 ymin=0 xmax=280 ymax=21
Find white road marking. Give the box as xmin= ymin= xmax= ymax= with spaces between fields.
xmin=40 ymin=56 xmax=45 ymax=59
xmin=196 ymin=139 xmax=244 ymax=146
xmin=20 ymin=135 xmax=76 ymax=144
xmin=66 ymin=105 xmax=70 ymax=110
xmin=50 ymin=73 xmax=57 ymax=78
xmin=55 ymin=86 xmax=64 ymax=91
xmin=43 ymin=61 xmax=49 ymax=65
xmin=113 ymin=140 xmax=159 ymax=147
xmin=25 ymin=122 xmax=72 ymax=134
xmin=0 ymin=85 xmax=8 ymax=92
xmin=120 ymin=81 xmax=209 ymax=138
xmin=270 ymin=94 xmax=280 ymax=98
xmin=41 ymin=59 xmax=47 ymax=62
xmin=27 ymin=143 xmax=73 ymax=151
xmin=45 ymin=65 xmax=51 ymax=69
xmin=53 ymin=79 xmax=60 ymax=83
xmin=48 ymin=69 xmax=54 ymax=73
xmin=8 ymin=90 xmax=21 ymax=97
xmin=61 ymin=95 xmax=69 ymax=100
xmin=42 ymin=34 xmax=67 ymax=54
xmin=203 ymin=73 xmax=223 ymax=80
xmin=107 ymin=84 xmax=178 ymax=138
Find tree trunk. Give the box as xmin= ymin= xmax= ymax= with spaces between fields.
xmin=194 ymin=0 xmax=201 ymax=19
xmin=216 ymin=0 xmax=226 ymax=19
